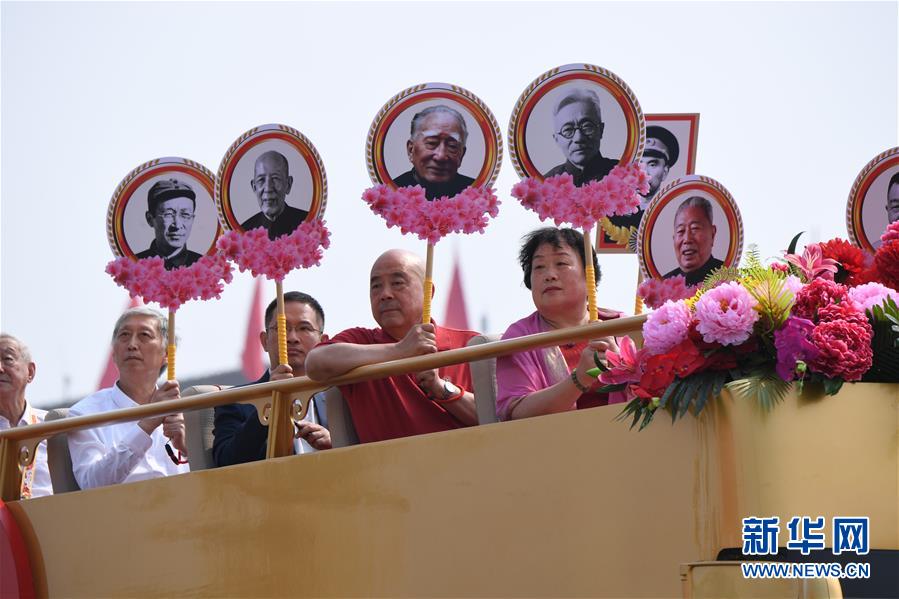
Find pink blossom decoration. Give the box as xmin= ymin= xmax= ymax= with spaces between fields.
xmin=693 ymin=282 xmax=760 ymax=345
xmin=637 ymin=275 xmax=697 ymax=310
xmin=217 ymin=219 xmax=331 ymax=282
xmin=847 ymin=282 xmax=899 ymax=312
xmin=643 ymin=300 xmax=693 ymax=355
xmin=881 ymin=221 xmax=899 ymax=245
xmin=599 ymin=336 xmax=646 ymax=386
xmin=783 ymin=274 xmax=804 ymax=297
xmin=362 ymin=185 xmax=499 ymax=245
xmin=510 ymin=163 xmax=649 ymax=230
xmin=783 ymin=243 xmax=838 ymax=282
xmin=106 ymin=253 xmax=233 ymax=311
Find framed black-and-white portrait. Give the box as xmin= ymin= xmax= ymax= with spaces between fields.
xmin=366 ymin=82 xmax=502 ymax=199
xmin=106 ymin=157 xmax=221 ymax=270
xmin=596 ymin=114 xmax=701 ymax=252
xmin=216 ymin=123 xmax=327 ymax=239
xmin=638 ymin=175 xmax=743 ymax=287
xmin=508 ymin=63 xmax=644 ymax=184
xmin=847 ymin=146 xmax=899 ymax=252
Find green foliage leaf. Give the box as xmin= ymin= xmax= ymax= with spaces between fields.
xmin=725 ymin=370 xmax=791 ymax=411
xmin=786 ymin=231 xmax=804 ymax=255
xmin=822 ymin=377 xmax=844 ymax=395
xmin=864 ymin=296 xmax=899 ymax=382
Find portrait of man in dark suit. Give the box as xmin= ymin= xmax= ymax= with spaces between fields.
xmin=392 ymin=104 xmax=474 ymax=200
xmin=887 ymin=171 xmax=899 ymax=225
xmin=663 ymin=196 xmax=724 ymax=286
xmin=543 ymin=88 xmax=618 ymax=186
xmin=241 ymin=150 xmax=308 ymax=240
xmin=136 ymin=178 xmax=203 ymax=270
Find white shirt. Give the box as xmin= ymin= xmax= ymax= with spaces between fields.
xmin=68 ymin=383 xmax=189 ymax=490
xmin=0 ymin=402 xmax=52 ymax=499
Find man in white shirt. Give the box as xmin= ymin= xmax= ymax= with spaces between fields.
xmin=0 ymin=334 xmax=51 ymax=499
xmin=68 ymin=307 xmax=189 ymax=489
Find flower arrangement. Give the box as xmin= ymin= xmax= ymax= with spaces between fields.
xmin=216 ymin=219 xmax=330 ymax=281
xmin=510 ymin=163 xmax=648 ymax=230
xmin=106 ymin=253 xmax=233 ymax=311
xmin=362 ymin=185 xmax=499 ymax=245
xmin=596 ymin=224 xmax=899 ymax=430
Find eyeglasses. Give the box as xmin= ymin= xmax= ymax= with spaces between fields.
xmin=266 ymin=324 xmax=322 ymax=337
xmin=155 ymin=210 xmax=195 ymax=223
xmin=556 ymin=121 xmax=600 ymax=139
xmin=165 ymin=443 xmax=188 ymax=465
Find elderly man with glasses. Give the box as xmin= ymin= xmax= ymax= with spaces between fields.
xmin=393 ymin=104 xmax=475 ymax=200
xmin=136 ymin=178 xmax=204 ymax=270
xmin=543 ymin=88 xmax=619 ymax=186
xmin=213 ymin=291 xmax=331 ymax=467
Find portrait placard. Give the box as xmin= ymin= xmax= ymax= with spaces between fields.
xmin=366 ymin=82 xmax=502 ymax=199
xmin=597 ymin=113 xmax=700 ymax=253
xmin=106 ymin=157 xmax=222 ymax=270
xmin=508 ymin=63 xmax=644 ymax=184
xmin=637 ymin=175 xmax=743 ymax=286
xmin=216 ymin=124 xmax=327 ymax=239
xmin=846 ymin=146 xmax=899 ymax=252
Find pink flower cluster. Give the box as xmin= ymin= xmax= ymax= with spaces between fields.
xmin=637 ymin=275 xmax=696 ymax=310
xmin=362 ymin=185 xmax=500 ymax=245
xmin=847 ymin=282 xmax=899 ymax=312
xmin=216 ymin=220 xmax=331 ymax=282
xmin=106 ymin=253 xmax=233 ymax=311
xmin=510 ymin=163 xmax=649 ymax=230
xmin=693 ymin=282 xmax=760 ymax=345
xmin=881 ymin=221 xmax=899 ymax=245
xmin=643 ymin=300 xmax=693 ymax=355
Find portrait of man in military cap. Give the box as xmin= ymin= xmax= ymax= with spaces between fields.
xmin=136 ymin=178 xmax=203 ymax=270
xmin=241 ymin=150 xmax=309 ymax=240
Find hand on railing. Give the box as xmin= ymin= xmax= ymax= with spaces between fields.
xmin=270 ymin=363 xmax=294 ymax=381
xmin=394 ymin=323 xmax=438 ymax=359
xmin=163 ymin=413 xmax=188 ymax=456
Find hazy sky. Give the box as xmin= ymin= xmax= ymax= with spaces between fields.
xmin=2 ymin=1 xmax=897 ymax=407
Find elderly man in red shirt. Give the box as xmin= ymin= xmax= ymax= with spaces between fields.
xmin=306 ymin=249 xmax=479 ymax=443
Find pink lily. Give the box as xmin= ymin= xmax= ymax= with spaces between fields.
xmin=783 ymin=243 xmax=838 ymax=282
xmin=599 ymin=336 xmax=646 ymax=385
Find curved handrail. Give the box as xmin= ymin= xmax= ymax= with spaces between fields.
xmin=0 ymin=315 xmax=645 ymax=499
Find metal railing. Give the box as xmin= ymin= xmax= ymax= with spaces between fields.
xmin=0 ymin=315 xmax=646 ymax=501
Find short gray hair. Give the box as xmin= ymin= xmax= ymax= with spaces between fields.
xmin=554 ymin=88 xmax=603 ymax=122
xmin=410 ymin=105 xmax=468 ymax=145
xmin=0 ymin=333 xmax=32 ymax=363
xmin=111 ymin=307 xmax=173 ymax=345
xmin=675 ymin=196 xmax=714 ymax=225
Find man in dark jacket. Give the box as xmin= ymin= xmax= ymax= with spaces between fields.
xmin=543 ymin=88 xmax=618 ymax=186
xmin=212 ymin=291 xmax=329 ymax=467
xmin=240 ymin=150 xmax=308 ymax=240
xmin=136 ymin=178 xmax=203 ymax=269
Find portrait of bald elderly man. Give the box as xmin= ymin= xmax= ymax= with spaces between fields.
xmin=544 ymin=88 xmax=619 ymax=187
xmin=241 ymin=150 xmax=309 ymax=240
xmin=393 ymin=105 xmax=475 ymax=200
xmin=136 ymin=178 xmax=203 ymax=270
xmin=663 ymin=196 xmax=724 ymax=286
xmin=607 ymin=125 xmax=680 ymax=233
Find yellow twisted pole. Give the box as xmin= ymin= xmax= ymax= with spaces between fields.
xmin=421 ymin=243 xmax=435 ymax=324
xmin=275 ymin=280 xmax=287 ymax=367
xmin=166 ymin=309 xmax=176 ymax=381
xmin=583 ymin=228 xmax=598 ymax=322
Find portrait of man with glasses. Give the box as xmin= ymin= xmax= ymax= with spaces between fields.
xmin=136 ymin=178 xmax=203 ymax=270
xmin=240 ymin=150 xmax=309 ymax=240
xmin=543 ymin=88 xmax=619 ymax=186
xmin=392 ymin=104 xmax=475 ymax=200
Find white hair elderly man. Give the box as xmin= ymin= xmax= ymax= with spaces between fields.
xmin=544 ymin=88 xmax=619 ymax=186
xmin=68 ymin=307 xmax=189 ymax=489
xmin=393 ymin=104 xmax=475 ymax=200
xmin=0 ymin=333 xmax=51 ymax=498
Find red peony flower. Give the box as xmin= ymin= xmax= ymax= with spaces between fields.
xmin=668 ymin=340 xmax=706 ymax=378
xmin=792 ymin=278 xmax=849 ymax=322
xmin=636 ymin=353 xmax=677 ymax=398
xmin=874 ymin=241 xmax=899 ymax=290
xmin=819 ymin=238 xmax=874 ymax=286
xmin=808 ymin=320 xmax=873 ymax=381
xmin=817 ymin=301 xmax=872 ymax=335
